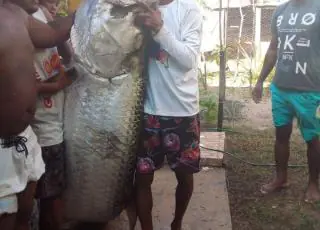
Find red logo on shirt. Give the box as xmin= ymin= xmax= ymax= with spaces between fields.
xmin=51 ymin=53 xmax=61 ymax=71
xmin=43 ymin=96 xmax=53 ymax=108
xmin=44 ymin=60 xmax=53 ymax=76
xmin=42 ymin=52 xmax=61 ymax=77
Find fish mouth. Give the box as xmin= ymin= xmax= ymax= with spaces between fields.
xmin=110 ymin=4 xmax=135 ymax=18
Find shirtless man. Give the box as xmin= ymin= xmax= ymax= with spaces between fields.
xmin=252 ymin=0 xmax=320 ymax=202
xmin=9 ymin=1 xmax=75 ymax=230
xmin=0 ymin=1 xmax=74 ymax=229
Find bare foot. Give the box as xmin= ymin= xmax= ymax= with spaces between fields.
xmin=305 ymin=184 xmax=320 ymax=203
xmin=260 ymin=179 xmax=289 ymax=194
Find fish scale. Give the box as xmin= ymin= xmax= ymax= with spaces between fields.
xmin=63 ymin=0 xmax=155 ymax=222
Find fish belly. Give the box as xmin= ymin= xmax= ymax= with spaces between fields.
xmin=63 ymin=0 xmax=146 ymax=222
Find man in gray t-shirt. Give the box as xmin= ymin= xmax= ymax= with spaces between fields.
xmin=252 ymin=0 xmax=320 ymax=203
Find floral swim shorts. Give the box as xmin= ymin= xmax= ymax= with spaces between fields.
xmin=136 ymin=113 xmax=201 ymax=174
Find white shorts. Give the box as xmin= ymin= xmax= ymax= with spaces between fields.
xmin=0 ymin=126 xmax=45 ymax=215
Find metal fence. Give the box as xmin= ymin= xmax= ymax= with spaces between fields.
xmin=60 ymin=0 xmax=280 ymax=132
xmin=199 ymin=0 xmax=283 ymax=131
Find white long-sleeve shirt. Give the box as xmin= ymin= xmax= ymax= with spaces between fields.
xmin=144 ymin=0 xmax=203 ymax=117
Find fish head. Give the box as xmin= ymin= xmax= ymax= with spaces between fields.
xmin=71 ymin=0 xmax=158 ymax=79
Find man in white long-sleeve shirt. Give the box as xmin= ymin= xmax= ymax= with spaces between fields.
xmin=135 ymin=0 xmax=203 ymax=229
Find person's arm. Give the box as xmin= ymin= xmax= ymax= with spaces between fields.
xmin=27 ymin=13 xmax=75 ymax=49
xmin=37 ymin=81 xmax=64 ymax=95
xmin=257 ymin=35 xmax=278 ymax=84
xmin=257 ymin=9 xmax=279 ymax=84
xmin=153 ymin=9 xmax=202 ymax=71
xmin=58 ymin=43 xmax=73 ymax=65
xmin=37 ymin=68 xmax=72 ymax=94
xmin=39 ymin=6 xmax=73 ymax=65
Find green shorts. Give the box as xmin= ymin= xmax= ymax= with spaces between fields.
xmin=270 ymin=83 xmax=320 ymax=142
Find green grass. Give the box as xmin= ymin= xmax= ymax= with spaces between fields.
xmin=225 ymin=127 xmax=320 ymax=230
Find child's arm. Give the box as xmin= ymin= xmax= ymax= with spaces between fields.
xmin=37 ymin=68 xmax=72 ymax=94
xmin=35 ymin=7 xmax=74 ymax=94
xmin=15 ymin=182 xmax=37 ymax=228
xmin=58 ymin=42 xmax=73 ymax=66
xmin=40 ymin=6 xmax=74 ymax=65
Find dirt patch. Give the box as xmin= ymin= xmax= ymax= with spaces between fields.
xmin=210 ymin=87 xmax=320 ymax=230
xmin=223 ymin=87 xmax=272 ymax=129
xmin=203 ymin=86 xmax=273 ymax=129
xmin=224 ymin=127 xmax=320 ymax=230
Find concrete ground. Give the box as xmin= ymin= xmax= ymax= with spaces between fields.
xmin=66 ymin=130 xmax=231 ymax=230
xmin=65 ymin=166 xmax=232 ymax=230
xmin=132 ymin=166 xmax=232 ymax=230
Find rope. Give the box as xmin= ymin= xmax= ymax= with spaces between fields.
xmin=199 ymin=144 xmax=307 ymax=168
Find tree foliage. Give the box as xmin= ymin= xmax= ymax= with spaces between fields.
xmin=57 ymin=0 xmax=69 ymax=16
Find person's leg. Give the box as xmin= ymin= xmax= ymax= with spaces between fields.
xmin=261 ymin=124 xmax=292 ymax=193
xmin=135 ymin=173 xmax=154 ymax=230
xmin=261 ymin=84 xmax=294 ymax=194
xmin=0 ymin=214 xmax=16 ymax=230
xmin=0 ymin=194 xmax=18 ymax=230
xmin=75 ymin=222 xmax=105 ymax=230
xmin=171 ymin=172 xmax=194 ymax=230
xmin=305 ymin=138 xmax=320 ymax=202
xmin=294 ymin=92 xmax=320 ymax=202
xmin=126 ymin=198 xmax=138 ymax=230
xmin=0 ymin=127 xmax=44 ymax=230
xmin=135 ymin=114 xmax=164 ymax=230
xmin=36 ymin=143 xmax=66 ymax=230
xmin=15 ymin=182 xmax=37 ymax=230
xmin=38 ymin=197 xmax=64 ymax=230
xmin=0 ymin=146 xmax=18 ymax=230
xmin=163 ymin=115 xmax=201 ymax=230
xmin=29 ymin=200 xmax=39 ymax=230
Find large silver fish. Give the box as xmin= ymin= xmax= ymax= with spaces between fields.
xmin=63 ymin=0 xmax=154 ymax=223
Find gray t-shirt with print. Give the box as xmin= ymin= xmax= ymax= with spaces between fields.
xmin=271 ymin=0 xmax=320 ymax=91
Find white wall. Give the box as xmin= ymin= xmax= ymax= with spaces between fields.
xmin=200 ymin=9 xmax=222 ymax=52
xmin=199 ymin=0 xmax=226 ymax=52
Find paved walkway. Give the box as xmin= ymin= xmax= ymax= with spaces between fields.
xmin=68 ymin=131 xmax=232 ymax=230
xmin=133 ymin=166 xmax=232 ymax=230
xmin=67 ymin=166 xmax=232 ymax=230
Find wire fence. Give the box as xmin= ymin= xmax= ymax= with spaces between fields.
xmin=197 ymin=0 xmax=309 ymax=173
xmin=61 ymin=0 xmax=289 ymax=134
xmin=199 ymin=0 xmax=284 ymax=132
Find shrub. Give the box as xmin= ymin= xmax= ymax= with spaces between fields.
xmin=199 ymin=90 xmax=218 ymax=125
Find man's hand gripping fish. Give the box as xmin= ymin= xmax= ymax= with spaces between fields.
xmin=63 ymin=0 xmax=156 ymax=225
